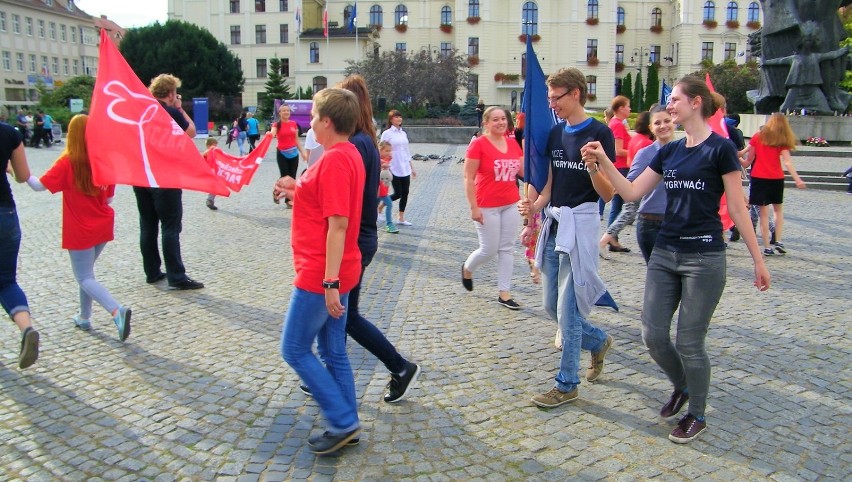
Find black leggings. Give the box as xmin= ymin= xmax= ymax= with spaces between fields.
xmin=276 ymin=151 xmax=299 ymax=179
xmin=390 ymin=175 xmax=411 ymax=213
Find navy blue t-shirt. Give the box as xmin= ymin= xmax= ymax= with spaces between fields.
xmin=548 ymin=118 xmax=616 ymax=209
xmin=649 ymin=132 xmax=740 ymax=252
xmin=350 ymin=131 xmax=380 ymax=267
xmin=0 ymin=123 xmax=24 ymax=208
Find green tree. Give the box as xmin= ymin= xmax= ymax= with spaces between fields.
xmin=621 ymin=72 xmax=633 ymax=102
xmin=259 ymin=57 xmax=292 ymax=120
xmin=119 ymin=20 xmax=244 ymax=101
xmin=37 ymin=75 xmax=97 ymax=127
xmin=644 ymin=63 xmax=660 ymax=110
xmin=295 ymin=86 xmax=313 ymax=99
xmin=633 ymin=72 xmax=645 ymax=111
xmin=839 ymin=7 xmax=852 ymax=95
xmin=690 ymin=59 xmax=760 ymax=113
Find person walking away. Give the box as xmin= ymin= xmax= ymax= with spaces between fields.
xmin=601 ymin=95 xmax=632 ymax=248
xmin=246 ymin=112 xmax=260 ymax=152
xmin=234 ymin=112 xmax=249 ymax=155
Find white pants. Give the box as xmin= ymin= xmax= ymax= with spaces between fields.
xmin=464 ymin=204 xmax=520 ymax=292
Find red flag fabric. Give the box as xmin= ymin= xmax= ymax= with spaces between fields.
xmin=323 ymin=9 xmax=329 ymax=37
xmin=204 ymin=133 xmax=273 ymax=192
xmin=705 ymin=73 xmax=734 ymax=230
xmin=87 ymin=29 xmax=229 ymax=196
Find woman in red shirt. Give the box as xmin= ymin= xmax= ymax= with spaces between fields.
xmin=603 ymin=95 xmax=632 ymax=239
xmin=741 ymin=113 xmax=806 ymax=256
xmin=27 ymin=115 xmax=131 ymax=341
xmin=461 ymin=106 xmax=524 ymax=309
xmin=270 ymin=105 xmax=306 ymax=207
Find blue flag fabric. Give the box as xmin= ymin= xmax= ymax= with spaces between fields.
xmin=522 ymin=36 xmax=555 ymax=195
xmin=348 ymin=3 xmax=357 ymax=33
xmin=660 ymin=80 xmax=672 ymax=106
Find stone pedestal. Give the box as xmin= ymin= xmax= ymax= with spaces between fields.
xmin=739 ymin=114 xmax=852 ymax=144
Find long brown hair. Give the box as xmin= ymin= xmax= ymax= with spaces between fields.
xmin=337 ymin=74 xmax=377 ymax=141
xmin=62 ymin=114 xmax=99 ymax=196
xmin=760 ymin=113 xmax=798 ymax=150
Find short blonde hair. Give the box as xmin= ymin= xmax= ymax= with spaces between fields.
xmin=149 ymin=74 xmax=181 ymax=99
xmin=312 ymin=88 xmax=359 ymax=136
xmin=206 ymin=137 xmax=219 ymax=147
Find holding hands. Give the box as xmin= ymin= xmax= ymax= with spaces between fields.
xmin=273 ymin=176 xmax=296 ymax=203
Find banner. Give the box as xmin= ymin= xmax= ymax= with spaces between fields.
xmin=193 ymin=97 xmax=209 ymax=137
xmin=204 ymin=133 xmax=273 ymax=192
xmin=660 ymin=80 xmax=672 ymax=106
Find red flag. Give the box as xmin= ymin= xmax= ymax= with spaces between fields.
xmin=705 ymin=73 xmax=734 ymax=230
xmin=323 ymin=9 xmax=329 ymax=37
xmin=204 ymin=133 xmax=273 ymax=192
xmin=87 ymin=29 xmax=229 ymax=196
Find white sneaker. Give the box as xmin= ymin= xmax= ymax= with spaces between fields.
xmin=398 ymin=220 xmax=413 ymax=226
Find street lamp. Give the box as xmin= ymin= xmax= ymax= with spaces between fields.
xmin=630 ymin=47 xmax=652 ymax=110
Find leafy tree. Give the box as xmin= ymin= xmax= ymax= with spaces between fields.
xmin=690 ymin=59 xmax=760 ymax=113
xmin=119 ymin=20 xmax=244 ymax=102
xmin=621 ymin=72 xmax=633 ymax=103
xmin=295 ymin=86 xmax=313 ymax=99
xmin=259 ymin=58 xmax=292 ymax=120
xmin=36 ymin=75 xmax=97 ymax=127
xmin=645 ymin=63 xmax=660 ymax=110
xmin=839 ymin=7 xmax=852 ymax=95
xmin=633 ymin=72 xmax=645 ymax=111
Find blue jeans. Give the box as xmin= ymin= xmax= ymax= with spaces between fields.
xmin=641 ymin=249 xmax=726 ymax=419
xmin=541 ymin=235 xmax=608 ymax=392
xmin=133 ymin=187 xmax=187 ymax=284
xmin=0 ymin=208 xmax=29 ymax=318
xmin=636 ymin=215 xmax=663 ymax=264
xmin=379 ymin=195 xmax=393 ymax=226
xmin=281 ymin=288 xmax=359 ymax=434
xmin=346 ymin=266 xmax=406 ymax=374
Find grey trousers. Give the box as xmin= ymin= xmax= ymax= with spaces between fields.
xmin=69 ymin=243 xmax=120 ymax=320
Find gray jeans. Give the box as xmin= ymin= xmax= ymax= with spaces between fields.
xmin=641 ymin=248 xmax=726 ymax=418
xmin=69 ymin=243 xmax=120 ymax=320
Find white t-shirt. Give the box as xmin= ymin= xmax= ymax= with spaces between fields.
xmin=304 ymin=128 xmax=324 ymax=167
xmin=379 ymin=126 xmax=412 ymax=177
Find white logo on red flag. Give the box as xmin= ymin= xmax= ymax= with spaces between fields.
xmin=204 ymin=133 xmax=274 ymax=192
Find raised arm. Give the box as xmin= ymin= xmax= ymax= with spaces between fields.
xmin=581 ymin=140 xmax=661 ymax=201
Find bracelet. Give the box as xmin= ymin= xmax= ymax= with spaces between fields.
xmin=586 ymin=166 xmax=599 ymax=174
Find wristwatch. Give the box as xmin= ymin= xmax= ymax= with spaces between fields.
xmin=322 ymin=278 xmax=340 ymax=289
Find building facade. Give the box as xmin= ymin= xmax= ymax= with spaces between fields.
xmin=167 ymin=0 xmax=763 ymax=111
xmin=0 ymin=0 xmax=102 ymax=114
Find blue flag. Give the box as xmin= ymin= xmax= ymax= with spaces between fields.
xmin=660 ymin=80 xmax=672 ymax=106
xmin=522 ymin=36 xmax=555 ymax=195
xmin=348 ymin=3 xmax=357 ymax=33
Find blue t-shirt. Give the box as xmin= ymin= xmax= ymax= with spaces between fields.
xmin=0 ymin=123 xmax=23 ymax=208
xmin=350 ymin=131 xmax=380 ymax=267
xmin=629 ymin=141 xmax=667 ymax=215
xmin=246 ymin=117 xmax=260 ymax=135
xmin=42 ymin=114 xmax=53 ymax=129
xmin=648 ymin=132 xmax=740 ymax=252
xmin=548 ymin=118 xmax=616 ymax=209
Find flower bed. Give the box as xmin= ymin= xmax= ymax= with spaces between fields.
xmin=804 ymin=136 xmax=829 ymax=147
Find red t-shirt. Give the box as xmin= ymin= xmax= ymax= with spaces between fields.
xmin=275 ymin=120 xmax=299 ymax=150
xmin=627 ymin=133 xmax=653 ymax=168
xmin=39 ymin=156 xmax=116 ymax=250
xmin=748 ymin=132 xmax=786 ymax=179
xmin=465 ymin=135 xmax=522 ymax=208
xmin=291 ymin=142 xmax=365 ymax=294
xmin=608 ymin=118 xmax=631 ymax=169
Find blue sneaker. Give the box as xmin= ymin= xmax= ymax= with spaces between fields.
xmin=386 ymin=224 xmax=399 ymax=234
xmin=114 ymin=306 xmax=131 ymax=342
xmin=73 ymin=315 xmax=91 ymax=331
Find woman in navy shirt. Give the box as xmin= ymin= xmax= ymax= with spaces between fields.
xmin=582 ymin=76 xmax=770 ymax=444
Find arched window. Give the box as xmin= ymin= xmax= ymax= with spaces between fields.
xmin=726 ymin=2 xmax=738 ymax=22
xmin=617 ymin=7 xmax=625 ymax=26
xmin=468 ymin=0 xmax=479 ymax=18
xmin=441 ymin=5 xmax=452 ymax=25
xmin=395 ymin=5 xmax=408 ymax=26
xmin=313 ymin=76 xmax=327 ymax=92
xmin=587 ymin=0 xmax=599 ymax=19
xmin=309 ymin=42 xmax=319 ymax=63
xmin=703 ymin=1 xmax=716 ymax=21
xmin=747 ymin=2 xmax=759 ymax=23
xmin=344 ymin=5 xmax=353 ymax=27
xmin=651 ymin=7 xmax=662 ymax=27
xmin=369 ymin=4 xmax=383 ymax=27
xmin=521 ymin=2 xmax=538 ymax=35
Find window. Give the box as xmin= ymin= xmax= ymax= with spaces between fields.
xmin=313 ymin=75 xmax=327 ymax=92
xmin=587 ymin=39 xmax=598 ymax=59
xmin=747 ymin=2 xmax=759 ymax=22
xmin=16 ymin=53 xmax=23 ymax=72
xmin=587 ymin=0 xmax=599 ymax=19
xmin=2 ymin=52 xmax=10 ymax=71
xmin=60 ymin=24 xmax=66 ymax=41
xmin=70 ymin=26 xmax=76 ymax=43
xmin=12 ymin=14 xmax=20 ymax=34
xmin=280 ymin=0 xmax=288 ymax=11
xmin=28 ymin=54 xmax=35 ymax=73
xmin=230 ymin=26 xmax=241 ymax=44
xmin=72 ymin=59 xmax=79 ymax=75
xmin=46 ymin=0 xmax=53 ymax=5
xmin=51 ymin=57 xmax=58 ymax=74
xmin=0 ymin=13 xmax=6 ymax=32
xmin=651 ymin=7 xmax=662 ymax=27
xmin=25 ymin=17 xmax=33 ymax=36
xmin=395 ymin=5 xmax=408 ymax=26
xmin=256 ymin=25 xmax=266 ymax=44
xmin=255 ymin=0 xmax=266 ymax=12
xmin=703 ymin=2 xmax=716 ymax=21
xmin=41 ymin=55 xmax=48 ymax=73
xmin=440 ymin=42 xmax=452 ymax=57
xmin=724 ymin=42 xmax=736 ymax=60
xmin=468 ymin=0 xmax=479 ymax=18
xmin=395 ymin=42 xmax=406 ymax=52
xmin=63 ymin=58 xmax=69 ymax=75
xmin=82 ymin=27 xmax=96 ymax=45
xmin=441 ymin=6 xmax=452 ymax=25
xmin=467 ymin=37 xmax=479 ymax=56
xmin=230 ymin=0 xmax=240 ymax=13
xmin=521 ymin=2 xmax=538 ymax=35
xmin=280 ymin=24 xmax=288 ymax=43
xmin=586 ymin=75 xmax=597 ymax=97
xmin=309 ymin=42 xmax=319 ymax=63
xmin=369 ymin=5 xmax=383 ymax=27
xmin=83 ymin=56 xmax=97 ymax=76
xmin=38 ymin=20 xmax=45 ymax=38
xmin=467 ymin=74 xmax=478 ymax=95
xmin=615 ymin=44 xmax=624 ymax=64
xmin=617 ymin=7 xmax=625 ymax=26
xmin=615 ymin=78 xmax=623 ymax=96
xmin=281 ymin=58 xmax=290 ymax=76
xmin=49 ymin=22 xmax=56 ymax=40
xmin=701 ymin=41 xmax=714 ymax=61
xmin=256 ymin=59 xmax=267 ymax=78
xmin=726 ymin=2 xmax=738 ymax=22
xmin=650 ymin=45 xmax=661 ymax=63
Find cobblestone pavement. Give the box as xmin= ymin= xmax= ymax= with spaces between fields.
xmin=2 ymin=141 xmax=850 ymax=481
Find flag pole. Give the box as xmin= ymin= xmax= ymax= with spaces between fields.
xmin=354 ymin=2 xmax=358 ymax=61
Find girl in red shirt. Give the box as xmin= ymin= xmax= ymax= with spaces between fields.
xmin=602 ymin=95 xmax=633 ymax=239
xmin=461 ymin=106 xmax=525 ymax=309
xmin=270 ymin=105 xmax=306 ymax=208
xmin=28 ymin=115 xmax=131 ymax=341
xmin=742 ymin=113 xmax=806 ymax=255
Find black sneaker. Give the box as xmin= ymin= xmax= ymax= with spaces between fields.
xmin=19 ymin=327 xmax=39 ymax=369
xmin=146 ymin=273 xmax=166 ymax=284
xmin=729 ymin=227 xmax=740 ymax=242
xmin=384 ymin=362 xmax=421 ymax=403
xmin=774 ymin=242 xmax=786 ymax=255
xmin=497 ymin=297 xmax=521 ymax=310
xmin=299 ymin=384 xmax=311 ymax=395
xmin=669 ymin=413 xmax=707 ymax=444
xmin=206 ymin=200 xmax=218 ymax=211
xmin=169 ymin=278 xmax=205 ymax=290
xmin=307 ymin=428 xmax=361 ymax=455
xmin=763 ymin=248 xmax=775 ymax=256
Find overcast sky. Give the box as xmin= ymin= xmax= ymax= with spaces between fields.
xmin=75 ymin=0 xmax=168 ymax=28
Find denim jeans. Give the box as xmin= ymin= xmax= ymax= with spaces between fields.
xmin=636 ymin=216 xmax=663 ymax=264
xmin=346 ymin=266 xmax=406 ymax=374
xmin=237 ymin=131 xmax=248 ymax=155
xmin=281 ymin=288 xmax=359 ymax=433
xmin=541 ymin=235 xmax=609 ymax=392
xmin=641 ymin=248 xmax=726 ymax=419
xmin=133 ymin=187 xmax=187 ymax=284
xmin=69 ymin=243 xmax=120 ymax=319
xmin=0 ymin=208 xmax=29 ymax=318
xmin=379 ymin=195 xmax=393 ymax=226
